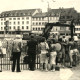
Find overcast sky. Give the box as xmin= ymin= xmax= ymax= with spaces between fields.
xmin=0 ymin=0 xmax=80 ymax=13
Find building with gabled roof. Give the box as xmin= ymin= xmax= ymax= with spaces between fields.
xmin=0 ymin=9 xmax=42 ymax=34
xmin=0 ymin=8 xmax=80 ymax=36
xmin=0 ymin=9 xmax=42 ymax=17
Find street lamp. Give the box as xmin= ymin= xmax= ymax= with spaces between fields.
xmin=41 ymin=0 xmax=55 ymax=23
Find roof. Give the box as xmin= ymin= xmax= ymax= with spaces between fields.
xmin=48 ymin=8 xmax=77 ymax=17
xmin=0 ymin=9 xmax=41 ymax=18
xmin=32 ymin=12 xmax=47 ymax=18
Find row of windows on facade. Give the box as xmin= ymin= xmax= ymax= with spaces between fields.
xmin=1 ymin=21 xmax=29 ymax=25
xmin=32 ymin=27 xmax=44 ymax=31
xmin=32 ymin=17 xmax=58 ymax=21
xmin=32 ymin=27 xmax=70 ymax=31
xmin=0 ymin=13 xmax=31 ymax=17
xmin=1 ymin=21 xmax=47 ymax=26
xmin=60 ymin=16 xmax=73 ymax=19
xmin=0 ymin=26 xmax=29 ymax=30
xmin=0 ymin=17 xmax=29 ymax=21
xmin=75 ymin=28 xmax=80 ymax=31
xmin=32 ymin=22 xmax=47 ymax=25
xmin=0 ymin=17 xmax=58 ymax=21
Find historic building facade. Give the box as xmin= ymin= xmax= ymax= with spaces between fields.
xmin=0 ymin=9 xmax=42 ymax=34
xmin=0 ymin=8 xmax=80 ymax=36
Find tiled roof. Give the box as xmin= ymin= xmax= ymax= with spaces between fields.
xmin=49 ymin=8 xmax=77 ymax=16
xmin=32 ymin=12 xmax=47 ymax=17
xmin=0 ymin=9 xmax=41 ymax=17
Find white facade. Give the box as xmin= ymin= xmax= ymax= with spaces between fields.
xmin=75 ymin=25 xmax=80 ymax=36
xmin=32 ymin=16 xmax=59 ymax=34
xmin=0 ymin=9 xmax=41 ymax=34
xmin=0 ymin=16 xmax=31 ymax=31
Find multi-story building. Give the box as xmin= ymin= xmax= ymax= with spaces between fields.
xmin=32 ymin=12 xmax=60 ymax=34
xmin=75 ymin=13 xmax=80 ymax=36
xmin=32 ymin=8 xmax=74 ymax=35
xmin=48 ymin=8 xmax=78 ymax=36
xmin=0 ymin=9 xmax=42 ymax=34
xmin=0 ymin=8 xmax=80 ymax=36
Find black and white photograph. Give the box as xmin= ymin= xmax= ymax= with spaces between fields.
xmin=0 ymin=0 xmax=80 ymax=80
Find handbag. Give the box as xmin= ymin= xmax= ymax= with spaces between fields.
xmin=55 ymin=66 xmax=60 ymax=71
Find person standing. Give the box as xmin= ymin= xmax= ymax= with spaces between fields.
xmin=68 ymin=38 xmax=74 ymax=68
xmin=27 ymin=34 xmax=38 ymax=71
xmin=12 ymin=37 xmax=22 ymax=72
xmin=49 ymin=39 xmax=57 ymax=71
xmin=38 ymin=37 xmax=49 ymax=71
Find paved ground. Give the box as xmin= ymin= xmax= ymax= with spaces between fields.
xmin=0 ymin=64 xmax=80 ymax=80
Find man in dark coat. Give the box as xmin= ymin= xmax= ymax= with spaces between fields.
xmin=27 ymin=34 xmax=38 ymax=71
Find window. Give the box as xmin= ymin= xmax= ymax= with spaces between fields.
xmin=33 ymin=28 xmax=35 ymax=30
xmin=4 ymin=27 xmax=6 ymax=30
xmin=22 ymin=26 xmax=24 ymax=29
xmin=1 ymin=22 xmax=3 ymax=25
xmin=36 ymin=18 xmax=38 ymax=20
xmin=9 ymin=18 xmax=12 ymax=20
xmin=9 ymin=22 xmax=11 ymax=25
xmin=1 ymin=27 xmax=3 ymax=30
xmin=9 ymin=26 xmax=11 ymax=29
xmin=14 ymin=26 xmax=15 ymax=29
xmin=17 ymin=18 xmax=20 ymax=20
xmin=42 ymin=22 xmax=44 ymax=25
xmin=26 ymin=26 xmax=28 ymax=29
xmin=14 ymin=22 xmax=16 ymax=25
xmin=18 ymin=21 xmax=20 ymax=25
xmin=39 ymin=18 xmax=41 ymax=20
xmin=26 ymin=21 xmax=29 ymax=24
xmin=36 ymin=28 xmax=37 ymax=30
xmin=21 ymin=13 xmax=23 ymax=16
xmin=60 ymin=27 xmax=66 ymax=30
xmin=18 ymin=26 xmax=20 ymax=29
xmin=32 ymin=18 xmax=35 ymax=20
xmin=38 ymin=28 xmax=40 ymax=30
xmin=42 ymin=17 xmax=44 ymax=20
xmin=22 ymin=21 xmax=24 ymax=24
xmin=56 ymin=28 xmax=57 ymax=31
xmin=39 ymin=22 xmax=41 ymax=25
xmin=26 ymin=17 xmax=29 ymax=19
xmin=4 ymin=18 xmax=6 ymax=20
xmin=13 ymin=18 xmax=16 ymax=20
xmin=22 ymin=17 xmax=24 ymax=20
xmin=33 ymin=22 xmax=35 ymax=25
xmin=36 ymin=22 xmax=38 ymax=25
xmin=1 ymin=18 xmax=3 ymax=21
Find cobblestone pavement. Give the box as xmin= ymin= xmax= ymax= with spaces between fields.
xmin=0 ymin=64 xmax=80 ymax=80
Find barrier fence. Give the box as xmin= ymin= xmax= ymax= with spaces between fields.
xmin=0 ymin=38 xmax=80 ymax=71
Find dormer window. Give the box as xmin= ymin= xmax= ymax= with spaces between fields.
xmin=21 ymin=13 xmax=23 ymax=16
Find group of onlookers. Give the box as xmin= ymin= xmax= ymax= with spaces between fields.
xmin=37 ymin=35 xmax=79 ymax=72
xmin=3 ymin=33 xmax=79 ymax=72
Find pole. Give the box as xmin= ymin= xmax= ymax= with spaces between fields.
xmin=70 ymin=19 xmax=75 ymax=40
xmin=47 ymin=1 xmax=49 ymax=23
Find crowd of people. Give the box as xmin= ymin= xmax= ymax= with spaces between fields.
xmin=24 ymin=34 xmax=80 ymax=72
xmin=0 ymin=33 xmax=79 ymax=72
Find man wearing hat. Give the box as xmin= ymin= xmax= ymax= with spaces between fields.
xmin=27 ymin=34 xmax=38 ymax=71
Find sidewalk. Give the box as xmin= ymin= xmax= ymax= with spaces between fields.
xmin=0 ymin=67 xmax=80 ymax=80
